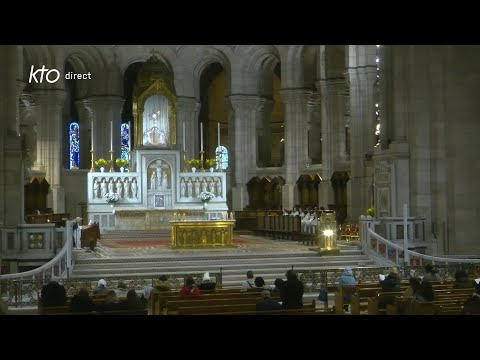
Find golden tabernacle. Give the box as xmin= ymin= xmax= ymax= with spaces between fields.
xmin=170 ymin=220 xmax=236 ymax=248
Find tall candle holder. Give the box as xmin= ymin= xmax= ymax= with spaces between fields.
xmin=90 ymin=150 xmax=95 ymax=172
xmin=200 ymin=150 xmax=205 ymax=172
xmin=216 ymin=150 xmax=223 ymax=172
xmin=109 ymin=150 xmax=114 ymax=172
xmin=182 ymin=150 xmax=187 ymax=172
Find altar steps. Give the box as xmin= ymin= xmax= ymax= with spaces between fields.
xmin=71 ymin=250 xmax=374 ymax=288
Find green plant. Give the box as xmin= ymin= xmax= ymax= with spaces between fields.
xmin=205 ymin=159 xmax=217 ymax=168
xmin=367 ymin=207 xmax=375 ymax=217
xmin=95 ymin=158 xmax=110 ymax=167
xmin=115 ymin=158 xmax=129 ymax=168
xmin=186 ymin=159 xmax=201 ymax=168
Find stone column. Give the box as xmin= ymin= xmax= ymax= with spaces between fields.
xmin=307 ymin=93 xmax=321 ymax=165
xmin=347 ymin=67 xmax=377 ymax=220
xmin=32 ymin=89 xmax=67 ymax=213
xmin=227 ymin=95 xmax=262 ymax=211
xmin=177 ymin=97 xmax=201 ymax=167
xmin=280 ymin=89 xmax=310 ymax=210
xmin=78 ymin=96 xmax=124 ymax=164
xmin=0 ymin=46 xmax=25 ymax=225
xmin=256 ymin=98 xmax=274 ymax=167
xmin=316 ymin=80 xmax=347 ymax=208
xmin=75 ymin=100 xmax=93 ymax=170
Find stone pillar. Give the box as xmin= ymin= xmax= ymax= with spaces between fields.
xmin=256 ymin=98 xmax=274 ymax=167
xmin=0 ymin=46 xmax=24 ymax=225
xmin=75 ymin=101 xmax=93 ymax=170
xmin=316 ymin=79 xmax=347 ymax=208
xmin=227 ymin=95 xmax=262 ymax=211
xmin=177 ymin=97 xmax=201 ymax=167
xmin=32 ymin=89 xmax=67 ymax=213
xmin=280 ymin=89 xmax=310 ymax=210
xmin=307 ymin=93 xmax=322 ymax=165
xmin=347 ymin=67 xmax=377 ymax=220
xmin=77 ymin=96 xmax=124 ymax=166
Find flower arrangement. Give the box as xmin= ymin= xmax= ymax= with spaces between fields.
xmin=186 ymin=159 xmax=201 ymax=168
xmin=103 ymin=192 xmax=120 ymax=204
xmin=95 ymin=158 xmax=111 ymax=168
xmin=198 ymin=191 xmax=215 ymax=203
xmin=115 ymin=158 xmax=129 ymax=168
xmin=204 ymin=159 xmax=217 ymax=168
xmin=367 ymin=207 xmax=375 ymax=217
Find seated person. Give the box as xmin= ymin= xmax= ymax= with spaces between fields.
xmin=198 ymin=272 xmax=216 ymax=291
xmin=454 ymin=270 xmax=472 ymax=289
xmin=93 ymin=279 xmax=109 ymax=296
xmin=241 ymin=271 xmax=255 ymax=292
xmin=422 ymin=264 xmax=441 ymax=282
xmin=378 ymin=269 xmax=402 ymax=309
xmin=125 ymin=289 xmax=145 ymax=310
xmin=256 ymin=290 xmax=282 ymax=312
xmin=40 ymin=276 xmax=67 ymax=307
xmin=115 ymin=281 xmax=129 ymax=300
xmin=281 ymin=270 xmax=304 ymax=309
xmin=69 ymin=288 xmax=95 ymax=313
xmin=461 ymin=283 xmax=480 ymax=314
xmin=97 ymin=290 xmax=126 ymax=312
xmin=179 ymin=276 xmax=201 ymax=296
xmin=154 ymin=275 xmax=172 ymax=293
xmin=253 ymin=276 xmax=267 ymax=292
xmin=272 ymin=278 xmax=284 ymax=298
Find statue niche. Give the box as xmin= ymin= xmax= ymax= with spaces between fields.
xmin=143 ymin=95 xmax=169 ymax=147
xmin=133 ymin=52 xmax=177 ymax=149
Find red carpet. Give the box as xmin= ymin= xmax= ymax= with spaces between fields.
xmin=98 ymin=237 xmax=261 ymax=248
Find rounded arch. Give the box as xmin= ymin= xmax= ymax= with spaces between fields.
xmin=116 ymin=45 xmax=177 ymax=78
xmin=284 ymin=45 xmax=320 ymax=89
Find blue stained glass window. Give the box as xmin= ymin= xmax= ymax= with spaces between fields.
xmin=215 ymin=146 xmax=228 ymax=170
xmin=69 ymin=122 xmax=80 ymax=169
xmin=121 ymin=123 xmax=130 ymax=160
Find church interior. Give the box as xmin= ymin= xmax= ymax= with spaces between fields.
xmin=1 ymin=45 xmax=480 ymax=315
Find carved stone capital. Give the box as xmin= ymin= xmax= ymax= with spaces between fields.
xmin=177 ymin=96 xmax=201 ymax=113
xmin=279 ymin=89 xmax=311 ymax=105
xmin=227 ymin=95 xmax=262 ymax=112
xmin=32 ymin=89 xmax=67 ymax=107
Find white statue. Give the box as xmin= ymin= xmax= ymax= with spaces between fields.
xmin=108 ymin=179 xmax=114 ymax=194
xmin=194 ymin=178 xmax=200 ymax=197
xmin=100 ymin=179 xmax=107 ymax=198
xmin=124 ymin=178 xmax=131 ymax=198
xmin=201 ymin=179 xmax=207 ymax=193
xmin=208 ymin=178 xmax=215 ymax=194
xmin=116 ymin=178 xmax=124 ymax=199
xmin=93 ymin=179 xmax=100 ymax=199
xmin=180 ymin=178 xmax=186 ymax=198
xmin=216 ymin=178 xmax=222 ymax=198
xmin=161 ymin=171 xmax=168 ymax=189
xmin=151 ymin=170 xmax=157 ymax=190
xmin=131 ymin=178 xmax=138 ymax=198
xmin=187 ymin=178 xmax=193 ymax=198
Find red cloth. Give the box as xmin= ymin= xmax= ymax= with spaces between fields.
xmin=179 ymin=286 xmax=201 ymax=296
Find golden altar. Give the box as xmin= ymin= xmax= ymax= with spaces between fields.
xmin=170 ymin=220 xmax=236 ymax=248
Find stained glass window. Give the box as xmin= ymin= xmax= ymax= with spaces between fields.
xmin=121 ymin=122 xmax=130 ymax=160
xmin=215 ymin=146 xmax=228 ymax=170
xmin=69 ymin=121 xmax=80 ymax=169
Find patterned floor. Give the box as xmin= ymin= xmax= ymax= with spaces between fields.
xmin=82 ymin=234 xmax=316 ymax=259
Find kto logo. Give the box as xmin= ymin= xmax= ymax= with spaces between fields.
xmin=28 ymin=65 xmax=60 ymax=84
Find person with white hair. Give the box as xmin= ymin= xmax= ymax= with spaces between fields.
xmin=198 ymin=271 xmax=216 ymax=291
xmin=93 ymin=278 xmax=109 ymax=296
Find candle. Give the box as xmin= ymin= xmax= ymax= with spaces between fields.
xmin=91 ymin=119 xmax=94 ymax=151
xmin=200 ymin=122 xmax=203 ymax=151
xmin=183 ymin=121 xmax=186 ymax=152
xmin=110 ymin=120 xmax=113 ymax=152
xmin=217 ymin=122 xmax=220 ymax=150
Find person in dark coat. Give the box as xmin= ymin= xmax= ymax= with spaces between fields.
xmin=197 ymin=272 xmax=216 ymax=291
xmin=454 ymin=270 xmax=472 ymax=289
xmin=256 ymin=290 xmax=283 ymax=312
xmin=69 ymin=288 xmax=95 ymax=313
xmin=40 ymin=276 xmax=67 ymax=307
xmin=461 ymin=283 xmax=480 ymax=314
xmin=280 ymin=270 xmax=304 ymax=309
